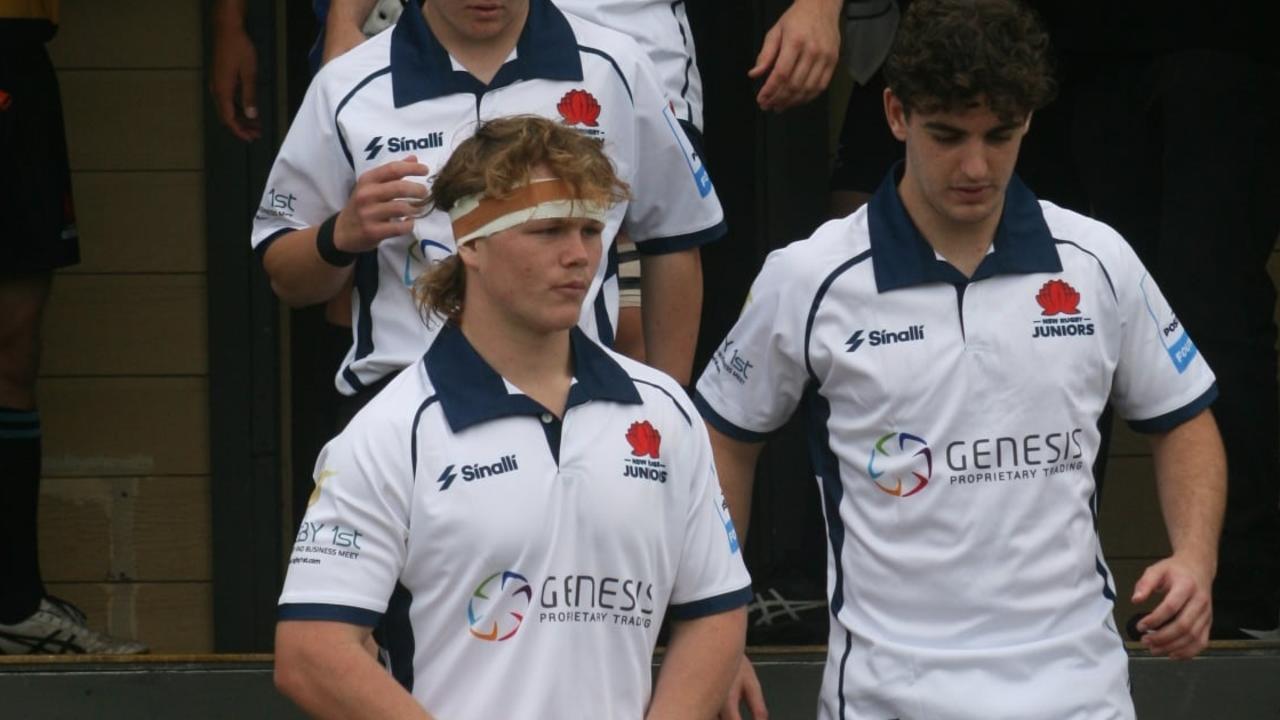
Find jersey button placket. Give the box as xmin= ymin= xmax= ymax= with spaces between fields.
xmin=539 ymin=412 xmax=563 ymax=465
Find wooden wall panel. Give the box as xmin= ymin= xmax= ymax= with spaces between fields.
xmin=43 ymin=582 xmax=214 ymax=654
xmin=48 ymin=1 xmax=202 ymax=70
xmin=38 ymin=477 xmax=212 ymax=583
xmin=41 ymin=275 xmax=208 ymax=377
xmin=40 ymin=378 xmax=210 ymax=478
xmin=68 ymin=171 xmax=205 ymax=274
xmin=60 ymin=70 xmax=202 ymax=171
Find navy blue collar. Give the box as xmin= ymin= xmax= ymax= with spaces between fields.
xmin=425 ymin=323 xmax=642 ymax=433
xmin=866 ymin=162 xmax=1062 ymax=291
xmin=390 ymin=0 xmax=583 ymax=108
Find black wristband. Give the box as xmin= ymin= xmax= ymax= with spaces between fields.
xmin=316 ymin=214 xmax=356 ymax=267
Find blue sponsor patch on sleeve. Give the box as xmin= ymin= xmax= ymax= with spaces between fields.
xmin=1166 ymin=332 xmax=1198 ymax=374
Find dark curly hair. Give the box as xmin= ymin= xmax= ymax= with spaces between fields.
xmin=883 ymin=0 xmax=1055 ymax=121
xmin=414 ymin=115 xmax=630 ymax=325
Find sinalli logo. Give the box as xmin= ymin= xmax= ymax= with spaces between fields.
xmin=866 ymin=432 xmax=932 ymax=497
xmin=437 ymin=454 xmax=519 ymax=491
xmin=845 ymin=325 xmax=925 ymax=353
xmin=467 ymin=570 xmax=533 ymax=641
xmin=364 ymin=132 xmax=444 ymax=160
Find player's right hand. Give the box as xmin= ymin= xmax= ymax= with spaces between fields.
xmin=719 ymin=655 xmax=768 ymax=720
xmin=334 ymin=155 xmax=431 ymax=254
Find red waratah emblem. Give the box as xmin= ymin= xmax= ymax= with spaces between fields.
xmin=0 ymin=89 xmax=12 ymax=111
xmin=557 ymin=89 xmax=601 ymax=127
xmin=626 ymin=421 xmax=661 ymax=459
xmin=1036 ymin=279 xmax=1082 ymax=316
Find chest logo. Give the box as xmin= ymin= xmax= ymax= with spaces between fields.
xmin=866 ymin=432 xmax=932 ymax=498
xmin=558 ymin=89 xmax=601 ymax=127
xmin=1036 ymin=279 xmax=1081 ymax=316
xmin=363 ymin=132 xmax=444 ymax=161
xmin=1032 ymin=280 xmax=1095 ymax=338
xmin=437 ymin=454 xmax=519 ymax=491
xmin=624 ymin=421 xmax=667 ymax=482
xmin=844 ymin=325 xmax=925 ymax=353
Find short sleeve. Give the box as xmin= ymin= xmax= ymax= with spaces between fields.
xmin=277 ymin=413 xmax=413 ymax=624
xmin=621 ymin=48 xmax=726 ymax=255
xmin=694 ymin=249 xmax=812 ymax=441
xmin=251 ymin=72 xmax=357 ymax=257
xmin=667 ymin=415 xmax=752 ymax=619
xmin=1109 ymin=240 xmax=1217 ymax=433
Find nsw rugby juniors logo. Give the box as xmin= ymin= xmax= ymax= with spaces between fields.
xmin=623 ymin=421 xmax=667 ymax=482
xmin=626 ymin=421 xmax=661 ymax=458
xmin=866 ymin=432 xmax=932 ymax=497
xmin=1031 ymin=279 xmax=1095 ymax=338
xmin=558 ymin=89 xmax=601 ymax=127
xmin=467 ymin=570 xmax=533 ymax=641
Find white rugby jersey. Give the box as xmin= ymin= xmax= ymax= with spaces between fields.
xmin=555 ymin=0 xmax=704 ymax=129
xmin=280 ymin=324 xmax=751 ymax=718
xmin=252 ymin=0 xmax=725 ymax=395
xmin=695 ymin=167 xmax=1217 ymax=719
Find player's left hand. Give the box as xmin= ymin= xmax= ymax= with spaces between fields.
xmin=748 ymin=0 xmax=841 ymax=112
xmin=1131 ymin=555 xmax=1214 ymax=660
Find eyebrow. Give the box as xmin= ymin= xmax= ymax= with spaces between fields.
xmin=922 ymin=120 xmax=1024 ymax=134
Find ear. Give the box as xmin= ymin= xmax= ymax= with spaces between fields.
xmin=457 ymin=240 xmax=482 ymax=272
xmin=884 ymin=88 xmax=909 ymax=142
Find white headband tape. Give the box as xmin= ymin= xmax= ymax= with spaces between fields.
xmin=448 ymin=178 xmax=607 ymax=246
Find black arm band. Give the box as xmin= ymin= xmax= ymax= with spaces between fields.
xmin=316 ymin=214 xmax=356 ymax=267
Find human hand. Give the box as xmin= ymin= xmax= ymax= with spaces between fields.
xmin=718 ymin=655 xmax=768 ymax=720
xmin=1131 ymin=555 xmax=1214 ymax=660
xmin=209 ymin=16 xmax=260 ymax=141
xmin=748 ymin=0 xmax=842 ymax=112
xmin=334 ymin=156 xmax=431 ymax=254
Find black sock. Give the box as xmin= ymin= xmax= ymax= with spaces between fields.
xmin=0 ymin=407 xmax=46 ymax=623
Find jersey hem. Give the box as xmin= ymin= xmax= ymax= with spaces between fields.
xmin=634 ymin=219 xmax=727 ymax=256
xmin=667 ymin=585 xmax=752 ymax=620
xmin=278 ymin=602 xmax=382 ymax=626
xmin=1126 ymin=383 xmax=1218 ymax=434
xmin=693 ymin=391 xmax=770 ymax=443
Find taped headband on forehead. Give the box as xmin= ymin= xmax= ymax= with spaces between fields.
xmin=448 ymin=178 xmax=608 ymax=246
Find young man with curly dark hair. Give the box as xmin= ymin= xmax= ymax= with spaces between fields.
xmin=698 ymin=1 xmax=1226 ymax=717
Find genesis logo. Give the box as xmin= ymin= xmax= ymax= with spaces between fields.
xmin=846 ymin=325 xmax=925 ymax=353
xmin=467 ymin=570 xmax=533 ymax=642
xmin=364 ymin=132 xmax=444 ymax=160
xmin=866 ymin=432 xmax=932 ymax=497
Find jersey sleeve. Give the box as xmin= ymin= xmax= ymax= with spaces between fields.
xmin=1108 ymin=237 xmax=1218 ymax=432
xmin=667 ymin=411 xmax=752 ymax=619
xmin=250 ymin=71 xmax=356 ymax=258
xmin=277 ymin=411 xmax=413 ymax=625
xmin=694 ymin=248 xmax=812 ymax=441
xmin=621 ymin=46 xmax=726 ymax=255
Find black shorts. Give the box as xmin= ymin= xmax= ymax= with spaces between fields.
xmin=0 ymin=40 xmax=80 ymax=272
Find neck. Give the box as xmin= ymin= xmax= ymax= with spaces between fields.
xmin=897 ymin=179 xmax=1003 ymax=279
xmin=458 ymin=309 xmax=574 ymax=418
xmin=422 ymin=4 xmax=528 ymax=84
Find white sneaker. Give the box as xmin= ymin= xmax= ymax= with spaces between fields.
xmin=0 ymin=597 xmax=148 ymax=655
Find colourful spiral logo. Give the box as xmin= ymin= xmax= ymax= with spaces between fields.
xmin=467 ymin=570 xmax=533 ymax=641
xmin=866 ymin=432 xmax=932 ymax=497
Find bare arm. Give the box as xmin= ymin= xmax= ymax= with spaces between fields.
xmin=647 ymin=608 xmax=748 ymax=720
xmin=209 ymin=0 xmax=260 ymax=141
xmin=749 ymin=0 xmax=843 ymax=112
xmin=705 ymin=425 xmax=768 ymax=720
xmin=262 ymin=156 xmax=429 ymax=307
xmin=1132 ymin=409 xmax=1226 ymax=659
xmin=639 ymin=249 xmax=703 ymax=385
xmin=323 ymin=0 xmax=379 ymax=64
xmin=274 ymin=620 xmax=435 ymax=720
